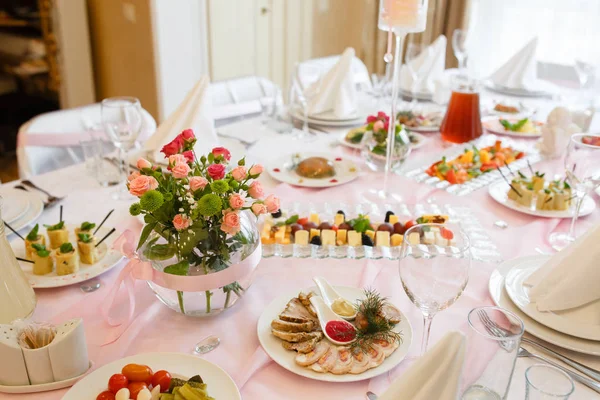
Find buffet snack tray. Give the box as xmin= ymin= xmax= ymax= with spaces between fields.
xmin=404 ymin=134 xmax=542 ymax=196
xmin=260 ymin=202 xmax=503 ymax=263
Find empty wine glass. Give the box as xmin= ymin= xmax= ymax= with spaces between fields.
xmin=405 ymin=40 xmax=426 ymax=110
xmin=453 ymin=29 xmax=468 ymax=74
xmin=549 ymin=134 xmax=600 ymax=250
xmin=399 ymin=223 xmax=471 ymax=355
xmin=101 ymin=97 xmax=143 ymax=200
xmin=289 ymin=63 xmax=323 ymax=141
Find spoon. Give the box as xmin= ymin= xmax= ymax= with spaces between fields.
xmin=193 ymin=335 xmax=220 ymax=354
xmin=309 ymin=296 xmax=356 ymax=345
xmin=80 ymin=281 xmax=101 ymax=293
xmin=313 ymin=276 xmax=357 ymax=321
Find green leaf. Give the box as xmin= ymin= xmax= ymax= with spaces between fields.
xmin=499 ymin=119 xmax=513 ymax=131
xmin=513 ymin=118 xmax=529 ymax=131
xmin=349 ymin=214 xmax=371 ymax=233
xmin=77 ymin=233 xmax=93 ymax=243
xmin=44 ymin=221 xmax=65 ymax=231
xmin=137 ymin=222 xmax=157 ymax=250
xmin=80 ymin=221 xmax=96 ymax=231
xmin=275 ymin=214 xmax=299 ymax=227
xmin=143 ymin=243 xmax=176 ymax=261
xmin=518 ymin=171 xmax=527 ymax=179
xmin=178 ymin=222 xmax=209 ymax=256
xmin=32 ymin=243 xmax=50 ymax=257
xmin=164 ymin=260 xmax=190 ymax=276
xmin=59 ymin=242 xmax=74 ymax=253
xmin=26 ymin=224 xmax=39 ymax=241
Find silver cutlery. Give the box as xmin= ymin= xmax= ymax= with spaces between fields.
xmin=365 ymin=391 xmax=378 ymax=400
xmin=193 ymin=335 xmax=220 ymax=354
xmin=15 ymin=184 xmax=60 ymax=208
xmin=534 ymin=247 xmax=551 ymax=256
xmin=216 ymin=132 xmax=256 ymax=148
xmin=80 ymin=281 xmax=102 ymax=293
xmin=476 ymin=309 xmax=519 ymax=352
xmin=22 ymin=180 xmax=63 ymax=206
xmin=494 ymin=220 xmax=508 ymax=229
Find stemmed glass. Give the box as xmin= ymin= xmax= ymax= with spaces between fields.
xmin=549 ymin=134 xmax=600 ymax=250
xmin=399 ymin=223 xmax=471 ymax=354
xmin=101 ymin=97 xmax=143 ymax=200
xmin=405 ymin=40 xmax=426 ymax=110
xmin=289 ymin=63 xmax=323 ymax=141
xmin=574 ymin=59 xmax=595 ymax=104
xmin=452 ymin=29 xmax=468 ymax=75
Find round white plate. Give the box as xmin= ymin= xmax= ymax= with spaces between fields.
xmin=267 ymin=152 xmax=360 ymax=188
xmin=504 ymin=258 xmax=600 ymax=341
xmin=338 ymin=131 xmax=427 ymax=150
xmin=257 ymin=285 xmax=412 ymax=383
xmin=0 ymin=189 xmax=31 ymax=224
xmin=489 ymin=255 xmax=600 ymax=355
xmin=11 ymin=224 xmax=124 ymax=288
xmin=290 ymin=109 xmax=365 ymax=127
xmin=338 ymin=130 xmax=365 ymax=150
xmin=0 ymin=362 xmax=93 ymax=394
xmin=482 ymin=116 xmax=542 ymax=138
xmin=63 ymin=352 xmax=240 ymax=400
xmin=3 ymin=191 xmax=44 ymax=234
xmin=488 ymin=181 xmax=595 ymax=219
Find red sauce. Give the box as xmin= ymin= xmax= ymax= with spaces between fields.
xmin=330 ymin=179 xmax=338 ymax=183
xmin=273 ymin=168 xmax=281 ymax=172
xmin=325 ymin=320 xmax=356 ymax=342
xmin=335 ymin=157 xmax=342 ymax=161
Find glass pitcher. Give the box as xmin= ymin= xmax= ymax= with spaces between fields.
xmin=0 ymin=196 xmax=36 ymax=323
xmin=440 ymin=76 xmax=483 ymax=144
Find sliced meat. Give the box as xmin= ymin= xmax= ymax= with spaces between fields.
xmin=282 ymin=333 xmax=323 ymax=353
xmin=349 ymin=349 xmax=370 ymax=374
xmin=272 ymin=329 xmax=321 ymax=343
xmin=372 ymin=338 xmax=398 ymax=357
xmin=296 ymin=340 xmax=330 ymax=366
xmin=298 ymin=291 xmax=318 ymax=317
xmin=279 ymin=298 xmax=317 ymax=324
xmin=381 ymin=303 xmax=402 ymax=324
xmin=366 ymin=345 xmax=385 ymax=368
xmin=271 ymin=318 xmax=317 ymax=333
xmin=329 ymin=346 xmax=354 ymax=375
xmin=310 ymin=345 xmax=338 ymax=373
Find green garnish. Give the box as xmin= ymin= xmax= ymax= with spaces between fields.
xmin=499 ymin=118 xmax=528 ymax=132
xmin=275 ymin=214 xmax=299 ymax=227
xmin=535 ymin=172 xmax=545 ymax=178
xmin=44 ymin=221 xmax=65 ymax=231
xmin=518 ymin=171 xmax=527 ymax=179
xmin=563 ymin=180 xmax=571 ymax=189
xmin=78 ymin=233 xmax=93 ymax=243
xmin=351 ymin=289 xmax=402 ymax=354
xmin=370 ymin=144 xmax=387 ymax=156
xmin=80 ymin=221 xmax=96 ymax=231
xmin=32 ymin=243 xmax=50 ymax=257
xmin=59 ymin=242 xmax=74 ymax=253
xmin=348 ymin=214 xmax=371 ymax=233
xmin=26 ymin=224 xmax=40 ymax=241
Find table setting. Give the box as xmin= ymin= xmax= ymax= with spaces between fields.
xmin=1 ymin=0 xmax=600 ymax=399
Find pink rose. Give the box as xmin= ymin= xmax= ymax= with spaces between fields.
xmin=207 ymin=163 xmax=226 ymax=180
xmin=231 ymin=166 xmax=247 ymax=182
xmin=127 ymin=171 xmax=141 ymax=182
xmin=212 ymin=147 xmax=231 ymax=162
xmin=180 ymin=129 xmax=195 ymax=142
xmin=169 ymin=154 xmax=187 ymax=166
xmin=248 ymin=180 xmax=264 ymax=199
xmin=161 ymin=136 xmax=184 ymax=157
xmin=171 ymin=162 xmax=191 ymax=179
xmin=189 ymin=176 xmax=208 ymax=192
xmin=129 ymin=175 xmax=159 ymax=197
xmin=373 ymin=120 xmax=385 ymax=133
xmin=137 ymin=158 xmax=152 ymax=169
xmin=173 ymin=214 xmax=191 ymax=231
xmin=251 ymin=202 xmax=267 ymax=216
xmin=249 ymin=164 xmax=264 ymax=176
xmin=182 ymin=150 xmax=194 ymax=164
xmin=221 ymin=210 xmax=240 ymax=235
xmin=229 ymin=193 xmax=245 ymax=209
xmin=264 ymin=194 xmax=280 ymax=213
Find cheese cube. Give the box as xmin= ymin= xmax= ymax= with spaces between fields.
xmin=336 ymin=229 xmax=348 ymax=245
xmin=376 ymin=231 xmax=390 ymax=247
xmin=309 ymin=213 xmax=320 ymax=224
xmin=310 ymin=229 xmax=320 ymax=239
xmin=295 ymin=230 xmax=309 ymax=245
xmin=321 ymin=229 xmax=336 ymax=246
xmin=261 ymin=223 xmax=272 ymax=235
xmin=391 ymin=233 xmax=403 ymax=247
xmin=281 ymin=237 xmax=291 ymax=245
xmin=334 ymin=213 xmax=345 ymax=226
xmin=407 ymin=232 xmax=420 ymax=245
xmin=347 ymin=231 xmax=362 ymax=247
xmin=274 ymin=226 xmax=286 ymax=244
xmin=422 ymin=230 xmax=435 ymax=245
xmin=388 ymin=215 xmax=399 ymax=224
xmin=365 ymin=230 xmax=375 ymax=241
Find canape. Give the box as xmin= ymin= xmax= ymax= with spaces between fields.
xmin=77 ymin=233 xmax=99 ymax=264
xmin=55 ymin=242 xmax=80 ymax=275
xmin=45 ymin=221 xmax=68 ymax=250
xmin=31 ymin=243 xmax=53 ymax=275
xmin=74 ymin=221 xmax=96 ymax=237
xmin=24 ymin=224 xmax=45 ymax=260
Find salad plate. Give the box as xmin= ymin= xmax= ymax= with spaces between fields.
xmin=482 ymin=116 xmax=542 ymax=138
xmin=1 ymin=190 xmax=44 ymax=235
xmin=397 ymin=110 xmax=442 ymax=133
xmin=339 ymin=130 xmax=427 ymax=150
xmin=0 ymin=189 xmax=30 ymax=224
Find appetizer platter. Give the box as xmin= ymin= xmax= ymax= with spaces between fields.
xmin=404 ymin=134 xmax=541 ymax=196
xmin=482 ymin=116 xmax=543 ymax=138
xmin=63 ymin=352 xmax=240 ymax=400
xmin=396 ymin=110 xmax=442 ymax=133
xmin=257 ymin=284 xmax=412 ymax=382
xmin=259 ymin=202 xmax=503 ymax=263
xmin=266 ymin=152 xmax=360 ymax=188
xmin=340 ymin=128 xmax=426 ymax=150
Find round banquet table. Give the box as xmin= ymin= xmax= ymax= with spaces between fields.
xmin=2 ymin=93 xmax=599 ymax=400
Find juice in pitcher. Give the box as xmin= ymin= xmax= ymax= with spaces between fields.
xmin=440 ymin=77 xmax=482 ymax=143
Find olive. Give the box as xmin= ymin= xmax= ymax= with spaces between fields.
xmin=290 ymin=223 xmax=304 ymax=235
xmin=393 ymin=222 xmax=406 ymax=235
xmin=310 ymin=235 xmax=322 ymax=246
xmin=271 ymin=210 xmax=282 ymax=218
xmin=361 ymin=233 xmax=374 ymax=247
xmin=318 ymin=222 xmax=332 ymax=230
xmin=377 ymin=223 xmax=394 ymax=233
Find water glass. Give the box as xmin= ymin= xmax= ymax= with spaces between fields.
xmin=462 ymin=306 xmax=524 ymax=400
xmin=405 ymin=39 xmax=426 ymax=109
xmin=79 ymin=139 xmax=119 ymax=187
xmin=525 ymin=364 xmax=574 ymax=400
xmin=290 ymin=63 xmax=323 ymax=141
xmin=453 ymin=29 xmax=469 ymax=74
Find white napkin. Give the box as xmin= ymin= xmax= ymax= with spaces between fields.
xmin=144 ymin=76 xmax=217 ymax=162
xmin=400 ymin=35 xmax=447 ymax=94
xmin=489 ymin=37 xmax=538 ymax=90
xmin=539 ymin=107 xmax=582 ymax=158
xmin=307 ymin=47 xmax=357 ymax=118
xmin=525 ymin=224 xmax=600 ymax=312
xmin=379 ymin=331 xmax=466 ymax=400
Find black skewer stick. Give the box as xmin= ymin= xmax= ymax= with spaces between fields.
xmin=16 ymin=257 xmax=34 ymax=264
xmin=526 ymin=160 xmax=534 ymax=175
xmin=504 ymin=161 xmax=515 ymax=176
xmin=59 ymin=205 xmax=63 ymax=223
xmin=95 ymin=228 xmax=116 ymax=248
xmin=4 ymin=221 xmax=25 ymax=240
xmin=497 ymin=167 xmax=522 ymax=197
xmin=94 ymin=209 xmax=115 ymax=235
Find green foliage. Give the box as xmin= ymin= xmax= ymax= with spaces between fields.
xmin=129 ymin=203 xmax=142 ymax=216
xmin=44 ymin=221 xmax=65 ymax=231
xmin=26 ymin=224 xmax=39 ymax=241
xmin=140 ymin=190 xmax=164 ymax=212
xmin=275 ymin=214 xmax=299 ymax=227
xmin=80 ymin=221 xmax=96 ymax=231
xmin=210 ymin=180 xmax=229 ymax=194
xmin=32 ymin=243 xmax=50 ymax=257
xmin=197 ymin=194 xmax=222 ymax=216
xmin=500 ymin=118 xmax=528 ymax=132
xmin=59 ymin=242 xmax=74 ymax=253
xmin=348 ymin=214 xmax=371 ymax=233
xmin=137 ymin=221 xmax=157 ymax=250
xmin=164 ymin=260 xmax=190 ymax=276
xmin=178 ymin=221 xmax=209 ymax=256
xmin=78 ymin=233 xmax=93 ymax=243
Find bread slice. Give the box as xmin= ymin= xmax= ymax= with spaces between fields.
xmin=271 ymin=329 xmax=322 ymax=343
xmin=281 ymin=333 xmax=323 ymax=353
xmin=271 ymin=318 xmax=317 ymax=333
xmin=279 ymin=298 xmax=317 ymax=324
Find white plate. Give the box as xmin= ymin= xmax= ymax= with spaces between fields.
xmin=11 ymin=224 xmax=123 ymax=288
xmin=290 ymin=109 xmax=365 ymax=127
xmin=0 ymin=189 xmax=30 ymax=224
xmin=338 ymin=131 xmax=427 ymax=150
xmin=399 ymin=88 xmax=432 ymax=101
xmin=63 ymin=352 xmax=240 ymax=399
xmin=485 ymin=82 xmax=551 ymax=98
xmin=267 ymin=152 xmax=360 ymax=188
xmin=0 ymin=362 xmax=93 ymax=394
xmin=2 ymin=191 xmax=44 ymax=234
xmin=405 ymin=125 xmax=439 ymax=133
xmin=504 ymin=258 xmax=600 ymax=341
xmin=257 ymin=285 xmax=412 ymax=383
xmin=488 ymin=180 xmax=595 ymax=219
xmin=489 ymin=255 xmax=600 ymax=355
xmin=482 ymin=116 xmax=542 ymax=138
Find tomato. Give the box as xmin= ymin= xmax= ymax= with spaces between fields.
xmin=330 ymin=224 xmax=339 ymax=232
xmin=455 ymin=170 xmax=468 ymax=184
xmin=404 ymin=220 xmax=417 ymax=230
xmin=297 ymin=217 xmax=308 ymax=226
xmin=151 ymin=370 xmax=172 ymax=393
xmin=446 ymin=169 xmax=457 ymax=184
xmin=96 ymin=391 xmax=115 ymax=400
xmin=480 ymin=162 xmax=497 ymax=172
xmin=108 ymin=373 xmax=128 ymax=394
xmin=122 ymin=364 xmax=153 ymax=384
xmin=515 ymin=151 xmax=525 ymax=159
xmin=440 ymin=227 xmax=454 ymax=240
xmin=128 ymin=382 xmax=148 ymax=400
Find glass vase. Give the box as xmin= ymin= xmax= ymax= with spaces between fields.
xmin=362 ymin=127 xmax=411 ymax=172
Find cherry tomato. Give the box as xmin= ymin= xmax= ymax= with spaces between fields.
xmin=128 ymin=381 xmax=148 ymax=400
xmin=480 ymin=162 xmax=497 ymax=172
xmin=297 ymin=217 xmax=308 ymax=226
xmin=404 ymin=220 xmax=417 ymax=230
xmin=122 ymin=364 xmax=153 ymax=384
xmin=515 ymin=151 xmax=526 ymax=159
xmin=96 ymin=391 xmax=115 ymax=400
xmin=440 ymin=227 xmax=454 ymax=240
xmin=151 ymin=370 xmax=172 ymax=393
xmin=108 ymin=373 xmax=128 ymax=394
xmin=445 ymin=169 xmax=457 ymax=184
xmin=330 ymin=224 xmax=339 ymax=232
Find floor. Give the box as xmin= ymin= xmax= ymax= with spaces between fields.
xmin=0 ymin=153 xmax=18 ymax=183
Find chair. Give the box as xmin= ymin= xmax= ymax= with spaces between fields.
xmin=17 ymin=102 xmax=156 ymax=178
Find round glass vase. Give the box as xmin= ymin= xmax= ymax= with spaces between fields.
xmin=141 ymin=211 xmax=260 ymax=317
xmin=362 ymin=127 xmax=411 ymax=172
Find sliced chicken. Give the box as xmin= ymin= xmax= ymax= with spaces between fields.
xmin=366 ymin=345 xmax=385 ymax=368
xmin=372 ymin=338 xmax=398 ymax=357
xmin=271 ymin=318 xmax=317 ymax=333
xmin=272 ymin=329 xmax=322 ymax=343
xmin=295 ymin=340 xmax=330 ymax=366
xmin=310 ymin=345 xmax=339 ymax=373
xmin=349 ymin=349 xmax=370 ymax=374
xmin=279 ymin=298 xmax=317 ymax=324
xmin=329 ymin=346 xmax=354 ymax=375
xmin=298 ymin=292 xmax=318 ymax=317
xmin=282 ymin=333 xmax=323 ymax=353
xmin=381 ymin=303 xmax=402 ymax=324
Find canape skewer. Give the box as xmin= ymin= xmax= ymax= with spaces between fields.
xmin=94 ymin=209 xmax=115 ymax=235
xmin=4 ymin=221 xmax=25 ymax=240
xmin=497 ymin=167 xmax=522 ymax=197
xmin=96 ymin=227 xmax=116 ymax=248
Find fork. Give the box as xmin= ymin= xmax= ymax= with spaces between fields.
xmin=476 ymin=309 xmax=518 ymax=351
xmin=22 ymin=180 xmax=63 ymax=205
xmin=16 ymin=183 xmax=61 ymax=208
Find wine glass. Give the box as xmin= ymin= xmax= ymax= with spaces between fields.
xmin=101 ymin=97 xmax=143 ymax=200
xmin=399 ymin=223 xmax=471 ymax=355
xmin=549 ymin=134 xmax=600 ymax=250
xmin=405 ymin=40 xmax=426 ymax=110
xmin=452 ymin=29 xmax=468 ymax=74
xmin=289 ymin=63 xmax=323 ymax=141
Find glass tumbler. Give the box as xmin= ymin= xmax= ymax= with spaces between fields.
xmin=525 ymin=364 xmax=574 ymax=400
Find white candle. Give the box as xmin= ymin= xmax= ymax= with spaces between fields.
xmin=378 ymin=0 xmax=428 ymax=33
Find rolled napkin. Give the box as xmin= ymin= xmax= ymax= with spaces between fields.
xmin=144 ymin=76 xmax=217 ymax=162
xmin=489 ymin=37 xmax=538 ymax=90
xmin=400 ymin=35 xmax=447 ymax=94
xmin=379 ymin=331 xmax=466 ymax=400
xmin=539 ymin=107 xmax=581 ymax=158
xmin=525 ymin=224 xmax=600 ymax=312
xmin=306 ymin=47 xmax=357 ymax=119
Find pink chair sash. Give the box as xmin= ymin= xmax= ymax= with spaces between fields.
xmin=17 ymin=131 xmax=106 ymax=147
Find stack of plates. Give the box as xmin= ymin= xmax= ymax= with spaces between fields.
xmin=289 ymin=107 xmax=366 ymax=127
xmin=0 ymin=188 xmax=44 ymax=235
xmin=489 ymin=255 xmax=600 ymax=355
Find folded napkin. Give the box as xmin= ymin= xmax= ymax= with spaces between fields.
xmin=379 ymin=331 xmax=466 ymax=400
xmin=307 ymin=47 xmax=357 ymax=118
xmin=489 ymin=37 xmax=538 ymax=90
xmin=144 ymin=76 xmax=217 ymax=162
xmin=400 ymin=35 xmax=447 ymax=94
xmin=525 ymin=224 xmax=600 ymax=312
xmin=539 ymin=107 xmax=582 ymax=158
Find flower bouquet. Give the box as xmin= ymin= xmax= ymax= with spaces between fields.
xmin=362 ymin=111 xmax=411 ymax=172
xmin=126 ymin=129 xmax=279 ymax=316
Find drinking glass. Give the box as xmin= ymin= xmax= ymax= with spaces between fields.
xmin=453 ymin=29 xmax=468 ymax=74
xmin=79 ymin=139 xmax=119 ymax=187
xmin=525 ymin=364 xmax=575 ymax=400
xmin=289 ymin=63 xmax=323 ymax=141
xmin=405 ymin=40 xmax=425 ymax=109
xmin=101 ymin=97 xmax=143 ymax=200
xmin=549 ymin=134 xmax=600 ymax=250
xmin=461 ymin=306 xmax=524 ymax=400
xmin=399 ymin=222 xmax=471 ymax=354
